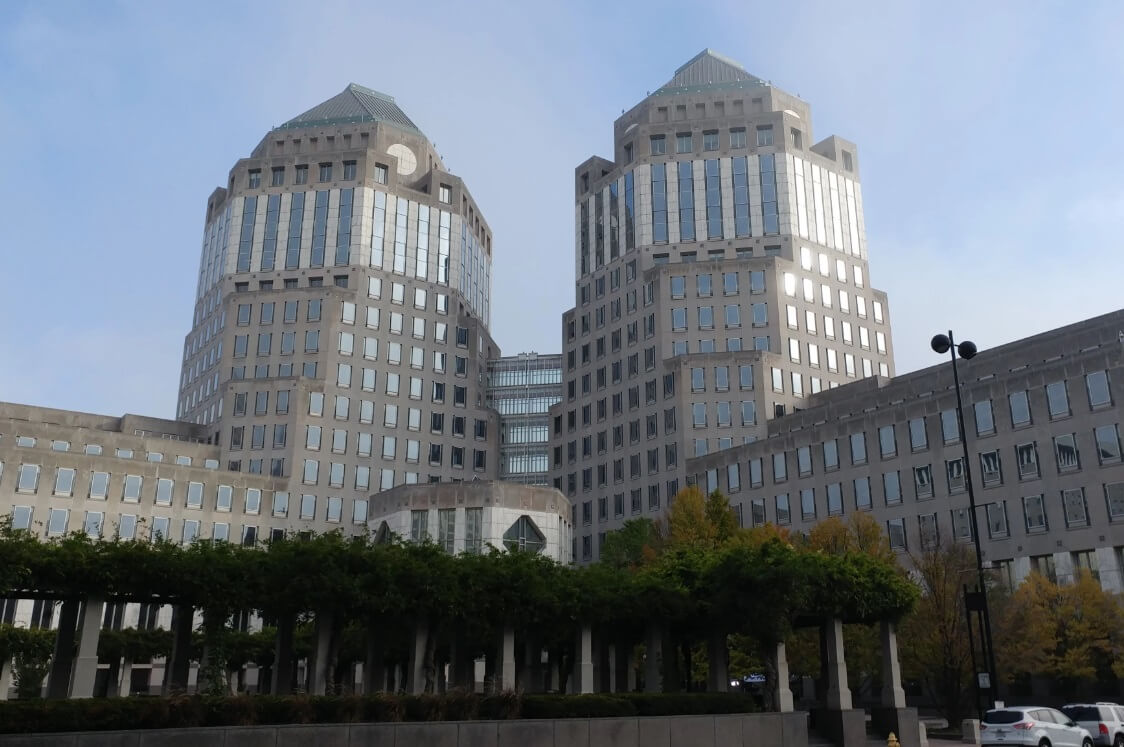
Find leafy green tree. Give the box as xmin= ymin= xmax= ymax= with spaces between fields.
xmin=899 ymin=542 xmax=976 ymax=725
xmin=600 ymin=519 xmax=656 ymax=569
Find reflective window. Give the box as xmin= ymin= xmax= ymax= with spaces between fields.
xmin=1046 ymin=380 xmax=1070 ymax=418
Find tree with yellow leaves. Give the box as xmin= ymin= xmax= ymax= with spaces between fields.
xmin=995 ymin=569 xmax=1124 ymax=698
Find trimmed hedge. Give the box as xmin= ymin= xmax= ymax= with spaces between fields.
xmin=0 ymin=692 xmax=757 ymax=734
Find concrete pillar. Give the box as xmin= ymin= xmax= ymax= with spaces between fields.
xmin=118 ymin=658 xmax=132 ymax=697
xmin=500 ymin=624 xmax=516 ymax=691
xmin=310 ymin=610 xmax=334 ymax=695
xmin=1012 ymin=556 xmax=1032 ymax=587
xmin=577 ymin=623 xmax=594 ymax=694
xmin=880 ymin=621 xmax=906 ymax=708
xmin=644 ymin=624 xmax=663 ymax=693
xmin=770 ymin=641 xmax=794 ymax=713
xmin=163 ymin=604 xmax=194 ymax=695
xmin=548 ymin=656 xmax=560 ymax=693
xmin=407 ymin=619 xmax=429 ymax=695
xmin=70 ymin=595 xmax=106 ymax=698
xmin=271 ymin=614 xmax=295 ymax=695
xmin=47 ymin=599 xmax=80 ymax=699
xmin=0 ymin=657 xmax=12 ymax=701
xmin=824 ymin=619 xmax=852 ymax=710
xmin=707 ymin=631 xmax=729 ymax=692
xmin=1096 ymin=547 xmax=1123 ymax=593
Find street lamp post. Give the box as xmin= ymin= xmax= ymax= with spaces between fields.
xmin=931 ymin=331 xmax=999 ymax=720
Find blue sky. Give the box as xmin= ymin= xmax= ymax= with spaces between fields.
xmin=2 ymin=1 xmax=1122 ymax=418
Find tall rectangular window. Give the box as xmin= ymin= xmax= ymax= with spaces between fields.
xmin=704 ymin=159 xmax=722 ymax=239
xmin=678 ymin=161 xmax=695 ymax=241
xmin=438 ymin=211 xmax=451 ymax=284
xmin=732 ymin=156 xmax=750 ymax=237
xmin=260 ymin=193 xmax=281 ymax=271
xmin=394 ymin=198 xmax=408 ymax=274
xmin=759 ymin=154 xmax=779 ymax=235
xmin=334 ymin=188 xmax=353 ymax=265
xmin=285 ymin=192 xmax=304 ymax=269
xmin=371 ymin=191 xmax=387 ymax=269
xmin=438 ymin=508 xmax=455 ymax=553
xmin=236 ymin=196 xmax=257 ymax=272
xmin=651 ymin=163 xmax=667 ymax=243
xmin=624 ymin=171 xmax=635 ymax=251
xmin=310 ymin=190 xmax=329 ymax=267
xmin=416 ymin=204 xmax=430 ymax=278
xmin=465 ymin=507 xmax=483 ymax=554
xmin=1009 ymin=390 xmax=1031 ymax=427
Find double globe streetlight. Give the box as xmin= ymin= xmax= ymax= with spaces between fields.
xmin=931 ymin=331 xmax=999 ymax=719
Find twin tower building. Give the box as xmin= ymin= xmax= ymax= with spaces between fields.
xmin=171 ymin=48 xmax=891 ymax=563
xmin=8 ymin=50 xmax=1119 ymax=591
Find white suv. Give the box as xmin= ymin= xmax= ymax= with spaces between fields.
xmin=1061 ymin=704 xmax=1124 ymax=747
xmin=983 ymin=706 xmax=1094 ymax=747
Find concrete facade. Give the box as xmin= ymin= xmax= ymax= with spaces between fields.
xmin=367 ymin=481 xmax=573 ymax=563
xmin=176 ymin=84 xmax=502 ymax=536
xmin=688 ymin=309 xmax=1124 ymax=593
xmin=550 ymin=50 xmax=894 ymax=562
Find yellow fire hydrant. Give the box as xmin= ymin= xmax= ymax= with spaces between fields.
xmin=887 ymin=733 xmax=900 ymax=747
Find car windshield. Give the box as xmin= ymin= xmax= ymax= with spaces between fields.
xmin=1062 ymin=706 xmax=1101 ymax=722
xmin=986 ymin=710 xmax=1028 ymax=724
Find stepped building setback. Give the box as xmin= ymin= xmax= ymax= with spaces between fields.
xmin=177 ymin=83 xmax=508 ymax=531
xmin=552 ymin=50 xmax=894 ymax=561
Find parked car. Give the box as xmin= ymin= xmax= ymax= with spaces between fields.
xmin=982 ymin=706 xmax=1094 ymax=747
xmin=1061 ymin=704 xmax=1124 ymax=747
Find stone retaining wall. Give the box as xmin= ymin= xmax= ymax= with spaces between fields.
xmin=0 ymin=711 xmax=808 ymax=747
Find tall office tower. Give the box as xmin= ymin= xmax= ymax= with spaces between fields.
xmin=487 ymin=353 xmax=563 ymax=485
xmin=177 ymin=84 xmax=500 ymax=532
xmin=551 ymin=50 xmax=895 ymax=561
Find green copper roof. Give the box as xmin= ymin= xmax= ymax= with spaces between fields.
xmin=654 ymin=49 xmax=764 ymax=96
xmin=276 ymin=84 xmax=420 ymax=134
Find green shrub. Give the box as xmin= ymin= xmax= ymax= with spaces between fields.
xmin=0 ymin=691 xmax=761 ymax=734
xmin=521 ymin=694 xmax=638 ymax=719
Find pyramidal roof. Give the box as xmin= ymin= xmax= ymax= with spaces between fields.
xmin=276 ymin=84 xmax=420 ymax=134
xmin=655 ymin=49 xmax=763 ymax=94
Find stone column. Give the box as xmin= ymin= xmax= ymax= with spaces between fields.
xmin=0 ymin=657 xmax=12 ymax=701
xmin=162 ymin=604 xmax=195 ymax=695
xmin=407 ymin=619 xmax=429 ymax=695
xmin=707 ymin=631 xmax=729 ymax=693
xmin=310 ymin=609 xmax=334 ymax=696
xmin=824 ymin=618 xmax=852 ymax=710
xmin=1096 ymin=547 xmax=1123 ymax=593
xmin=271 ymin=614 xmax=295 ymax=695
xmin=47 ymin=599 xmax=80 ymax=699
xmin=880 ymin=621 xmax=906 ymax=708
xmin=70 ymin=595 xmax=106 ymax=698
xmin=577 ymin=623 xmax=594 ymax=694
xmin=548 ymin=656 xmax=560 ymax=693
xmin=118 ymin=658 xmax=133 ymax=697
xmin=644 ymin=623 xmax=663 ymax=693
xmin=770 ymin=641 xmax=794 ymax=713
xmin=500 ymin=624 xmax=516 ymax=692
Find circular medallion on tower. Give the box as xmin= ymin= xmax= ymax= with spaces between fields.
xmin=387 ymin=144 xmax=417 ymax=176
